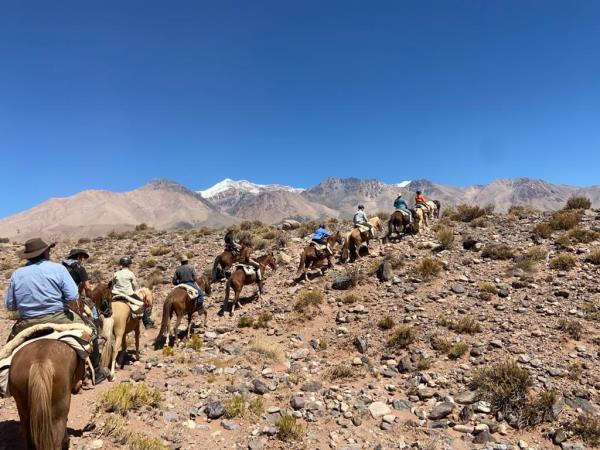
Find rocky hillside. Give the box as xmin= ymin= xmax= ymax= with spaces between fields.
xmin=1 ymin=202 xmax=599 ymax=450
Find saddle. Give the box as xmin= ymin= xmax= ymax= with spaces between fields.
xmin=176 ymin=283 xmax=199 ymax=299
xmin=0 ymin=323 xmax=93 ymax=398
xmin=234 ymin=264 xmax=256 ymax=276
xmin=354 ymin=223 xmax=370 ymax=234
xmin=309 ymin=241 xmax=327 ymax=252
xmin=395 ymin=209 xmax=410 ymax=218
xmin=112 ymin=294 xmax=145 ymax=319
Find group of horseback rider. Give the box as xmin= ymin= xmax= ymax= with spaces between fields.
xmin=3 ymin=237 xmax=208 ymax=388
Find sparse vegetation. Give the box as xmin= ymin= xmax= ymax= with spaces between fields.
xmin=238 ymin=316 xmax=254 ymax=328
xmin=412 ymin=257 xmax=443 ymax=280
xmin=436 ymin=225 xmax=454 ymax=249
xmin=549 ymin=253 xmax=576 ymax=271
xmin=481 ymin=244 xmax=514 ymax=260
xmin=225 ymin=394 xmax=246 ymax=418
xmin=447 ymin=342 xmax=469 ymax=359
xmin=99 ymin=414 xmax=168 ymax=450
xmin=478 ymin=281 xmax=498 ymax=295
xmin=101 ymin=382 xmax=163 ymax=415
xmin=565 ymin=196 xmax=592 ymax=210
xmin=328 ymin=364 xmax=356 ymax=380
xmin=447 ymin=204 xmax=493 ymax=223
xmin=246 ymin=338 xmax=284 ymax=362
xmin=386 ymin=326 xmax=416 ymax=349
xmin=416 ymin=356 xmax=432 ymax=370
xmin=558 ymin=318 xmax=583 ymax=340
xmin=569 ymin=414 xmax=600 ymax=446
xmin=473 ymin=360 xmax=556 ymax=428
xmin=184 ymin=334 xmax=203 ymax=351
xmin=377 ymin=316 xmax=395 ymax=330
xmin=341 ymin=292 xmax=360 ymax=304
xmin=248 ymin=396 xmax=265 ymax=416
xmin=294 ymin=290 xmax=323 ymax=318
xmin=438 ymin=315 xmax=482 ymax=334
xmin=585 ymin=248 xmax=600 ymax=265
xmin=533 ymin=222 xmax=553 ymax=239
xmin=150 ymin=246 xmax=170 ymax=256
xmin=565 ymin=227 xmax=599 ymax=244
xmin=549 ymin=210 xmax=581 ymax=231
xmin=276 ymin=414 xmax=304 ymax=442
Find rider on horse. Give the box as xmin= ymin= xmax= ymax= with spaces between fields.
xmin=393 ymin=193 xmax=412 ymax=221
xmin=311 ymin=224 xmax=333 ymax=256
xmin=415 ymin=191 xmax=430 ymax=213
xmin=224 ymin=230 xmax=241 ymax=255
xmin=172 ymin=256 xmax=205 ymax=307
xmin=353 ymin=205 xmax=373 ymax=238
xmin=239 ymin=238 xmax=263 ymax=293
xmin=111 ymin=256 xmax=155 ymax=328
xmin=4 ymin=238 xmax=109 ymax=384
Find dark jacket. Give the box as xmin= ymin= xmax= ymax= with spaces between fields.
xmin=172 ymin=264 xmax=197 ymax=285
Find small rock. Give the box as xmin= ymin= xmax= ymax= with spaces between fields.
xmin=369 ymin=401 xmax=391 ymax=418
xmin=428 ymin=402 xmax=454 ymax=420
xmin=205 ymin=401 xmax=225 ymax=419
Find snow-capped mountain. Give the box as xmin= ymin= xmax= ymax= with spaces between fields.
xmin=199 ymin=178 xmax=303 ymax=199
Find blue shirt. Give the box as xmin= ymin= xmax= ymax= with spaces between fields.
xmin=312 ymin=227 xmax=332 ymax=241
xmin=4 ymin=259 xmax=79 ymax=319
xmin=394 ymin=197 xmax=408 ymax=209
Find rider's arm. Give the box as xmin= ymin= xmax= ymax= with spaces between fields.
xmin=192 ymin=267 xmax=198 ymax=281
xmin=59 ymin=265 xmax=80 ymax=303
xmin=130 ymin=272 xmax=139 ymax=291
xmin=4 ymin=277 xmax=17 ymax=311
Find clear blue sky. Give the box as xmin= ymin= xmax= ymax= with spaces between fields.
xmin=1 ymin=1 xmax=600 ymax=217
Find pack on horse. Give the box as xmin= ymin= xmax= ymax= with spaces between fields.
xmin=413 ymin=206 xmax=427 ymax=232
xmin=9 ymin=339 xmax=86 ymax=450
xmin=385 ymin=210 xmax=419 ymax=242
xmin=341 ymin=217 xmax=383 ymax=263
xmin=100 ymin=287 xmax=153 ymax=377
xmin=154 ymin=275 xmax=212 ymax=348
xmin=421 ymin=200 xmax=440 ymax=220
xmin=296 ymin=231 xmax=343 ymax=282
xmin=222 ymin=253 xmax=277 ymax=316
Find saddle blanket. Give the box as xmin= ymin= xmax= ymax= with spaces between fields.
xmin=235 ymin=264 xmax=256 ymax=276
xmin=112 ymin=294 xmax=145 ymax=318
xmin=395 ymin=209 xmax=410 ymax=217
xmin=354 ymin=223 xmax=370 ymax=233
xmin=309 ymin=241 xmax=327 ymax=252
xmin=0 ymin=323 xmax=93 ymax=398
xmin=176 ymin=283 xmax=199 ymax=299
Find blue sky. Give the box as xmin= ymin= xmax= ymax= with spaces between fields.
xmin=1 ymin=1 xmax=600 ymax=217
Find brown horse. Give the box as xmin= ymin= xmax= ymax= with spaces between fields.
xmin=340 ymin=217 xmax=383 ymax=263
xmin=154 ymin=276 xmax=212 ymax=348
xmin=100 ymin=287 xmax=153 ymax=377
xmin=384 ymin=210 xmax=418 ymax=242
xmin=9 ymin=339 xmax=85 ymax=450
xmin=295 ymin=231 xmax=343 ymax=282
xmin=222 ymin=253 xmax=277 ymax=316
xmin=212 ymin=249 xmax=238 ymax=281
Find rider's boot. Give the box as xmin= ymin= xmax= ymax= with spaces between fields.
xmin=90 ymin=339 xmax=112 ymax=384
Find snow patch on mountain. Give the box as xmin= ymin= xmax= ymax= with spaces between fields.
xmin=396 ymin=180 xmax=411 ymax=188
xmin=199 ymin=178 xmax=304 ymax=198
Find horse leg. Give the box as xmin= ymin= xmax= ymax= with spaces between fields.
xmin=173 ymin=313 xmax=183 ymax=346
xmin=186 ymin=311 xmax=194 ymax=338
xmin=119 ymin=334 xmax=127 ymax=369
xmin=135 ymin=323 xmax=140 ymax=361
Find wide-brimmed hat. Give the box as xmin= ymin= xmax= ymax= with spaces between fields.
xmin=17 ymin=238 xmax=55 ymax=259
xmin=67 ymin=248 xmax=89 ymax=259
xmin=397 ymin=192 xmax=403 ymax=197
xmin=180 ymin=255 xmax=189 ymax=263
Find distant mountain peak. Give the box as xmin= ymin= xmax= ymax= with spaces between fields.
xmin=198 ymin=178 xmax=303 ymax=199
xmin=140 ymin=178 xmax=217 ymax=209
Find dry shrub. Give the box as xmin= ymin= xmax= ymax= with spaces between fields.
xmin=534 ymin=222 xmax=553 ymax=239
xmin=276 ymin=414 xmax=304 ymax=442
xmin=569 ymin=414 xmax=600 ymax=446
xmin=328 ymin=364 xmax=357 ymax=380
xmin=473 ymin=361 xmax=556 ymax=428
xmin=184 ymin=334 xmax=203 ymax=351
xmin=566 ymin=227 xmax=599 ymax=244
xmin=225 ymin=394 xmax=246 ymax=418
xmin=508 ymin=205 xmax=539 ymax=219
xmin=386 ymin=326 xmax=416 ymax=349
xmin=447 ymin=342 xmax=469 ymax=359
xmin=436 ymin=226 xmax=454 ymax=249
xmin=340 ymin=292 xmax=360 ymax=304
xmin=294 ymin=290 xmax=323 ymax=318
xmin=558 ymin=318 xmax=582 ymax=340
xmin=150 ymin=246 xmax=170 ymax=256
xmin=481 ymin=244 xmax=514 ymax=260
xmin=439 ymin=316 xmax=482 ymax=334
xmin=254 ymin=311 xmax=272 ymax=328
xmin=238 ymin=316 xmax=254 ymax=328
xmin=430 ymin=335 xmax=468 ymax=359
xmin=296 ymin=220 xmax=319 ymax=238
xmin=249 ymin=396 xmax=265 ymax=416
xmin=585 ymin=249 xmax=600 ymax=265
xmin=470 ymin=217 xmax=489 ymax=228
xmin=565 ymin=196 xmax=592 ymax=210
xmin=412 ymin=258 xmax=443 ymax=280
xmin=246 ymin=338 xmax=284 ymax=362
xmin=549 ymin=210 xmax=581 ymax=231
xmin=512 ymin=247 xmax=546 ymax=273
xmin=139 ymin=258 xmax=157 ymax=269
xmin=99 ymin=414 xmax=167 ymax=450
xmin=101 ymin=383 xmax=163 ymax=415
xmin=448 ymin=204 xmax=493 ymax=223
xmin=549 ymin=253 xmax=576 ymax=271
xmin=377 ymin=316 xmax=395 ymax=330
xmin=478 ymin=281 xmax=498 ymax=294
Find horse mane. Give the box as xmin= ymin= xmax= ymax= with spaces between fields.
xmin=137 ymin=287 xmax=153 ymax=303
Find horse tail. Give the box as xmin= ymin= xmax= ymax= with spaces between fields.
xmin=212 ymin=255 xmax=221 ymax=281
xmin=28 ymin=360 xmax=55 ymax=450
xmin=156 ymin=295 xmax=173 ymax=343
xmin=296 ymin=250 xmax=307 ymax=276
xmin=100 ymin=317 xmax=115 ymax=368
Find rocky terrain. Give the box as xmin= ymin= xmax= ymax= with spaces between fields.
xmin=1 ymin=201 xmax=600 ymax=450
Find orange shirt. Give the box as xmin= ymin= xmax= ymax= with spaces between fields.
xmin=416 ymin=194 xmax=426 ymax=203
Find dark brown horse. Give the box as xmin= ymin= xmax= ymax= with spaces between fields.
xmin=384 ymin=210 xmax=418 ymax=242
xmin=295 ymin=231 xmax=343 ymax=282
xmin=154 ymin=276 xmax=212 ymax=348
xmin=212 ymin=249 xmax=238 ymax=281
xmin=9 ymin=339 xmax=85 ymax=450
xmin=222 ymin=253 xmax=277 ymax=316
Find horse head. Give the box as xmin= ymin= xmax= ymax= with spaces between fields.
xmin=137 ymin=287 xmax=154 ymax=309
